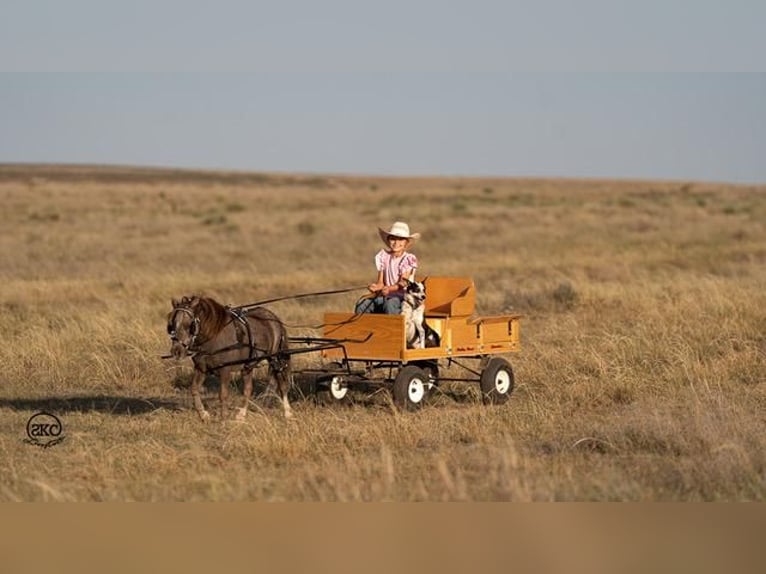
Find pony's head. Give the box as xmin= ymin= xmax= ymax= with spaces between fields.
xmin=167 ymin=296 xmax=200 ymax=359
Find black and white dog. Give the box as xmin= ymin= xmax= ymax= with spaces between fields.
xmin=402 ymin=279 xmax=440 ymax=349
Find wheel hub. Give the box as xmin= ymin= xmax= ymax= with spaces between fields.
xmin=329 ymin=376 xmax=348 ymax=400
xmin=494 ymin=370 xmax=511 ymax=394
xmin=408 ymin=378 xmax=425 ymax=403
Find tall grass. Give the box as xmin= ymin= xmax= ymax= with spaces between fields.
xmin=0 ymin=166 xmax=764 ymax=501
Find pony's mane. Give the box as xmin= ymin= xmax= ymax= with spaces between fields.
xmin=191 ymin=296 xmax=231 ymax=339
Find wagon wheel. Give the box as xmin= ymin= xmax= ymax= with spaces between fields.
xmin=327 ymin=375 xmax=349 ymax=401
xmin=479 ymin=357 xmax=515 ymax=405
xmin=392 ymin=365 xmax=429 ymax=411
xmin=316 ymin=361 xmax=351 ymax=405
xmin=412 ymin=360 xmax=439 ymax=401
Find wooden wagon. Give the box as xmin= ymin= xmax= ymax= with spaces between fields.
xmin=294 ymin=276 xmax=521 ymax=410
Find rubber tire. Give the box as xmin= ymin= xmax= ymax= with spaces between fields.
xmin=392 ymin=365 xmax=429 ymax=411
xmin=480 ymin=357 xmax=515 ymax=405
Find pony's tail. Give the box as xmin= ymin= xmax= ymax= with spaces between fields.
xmin=278 ymin=329 xmax=290 ymax=354
xmin=277 ymin=331 xmax=292 ymax=370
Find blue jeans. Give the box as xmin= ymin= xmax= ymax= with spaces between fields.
xmin=355 ymin=295 xmax=402 ymax=315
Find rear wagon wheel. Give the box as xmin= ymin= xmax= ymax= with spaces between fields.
xmin=480 ymin=357 xmax=515 ymax=405
xmin=392 ymin=365 xmax=428 ymax=411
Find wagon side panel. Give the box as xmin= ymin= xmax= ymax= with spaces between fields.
xmin=322 ymin=313 xmax=405 ymax=361
xmin=448 ymin=318 xmax=482 ymax=355
xmin=478 ymin=315 xmax=522 ymax=353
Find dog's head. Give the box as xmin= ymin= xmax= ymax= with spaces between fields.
xmin=403 ymin=279 xmax=427 ymax=307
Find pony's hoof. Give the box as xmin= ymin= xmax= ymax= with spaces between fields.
xmin=235 ymin=408 xmax=248 ymax=422
xmin=199 ymin=410 xmax=211 ymax=422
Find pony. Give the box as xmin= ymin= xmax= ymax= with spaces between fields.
xmin=167 ymin=295 xmax=293 ymax=421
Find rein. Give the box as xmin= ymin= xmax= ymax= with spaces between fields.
xmin=233 ymin=285 xmax=368 ymax=311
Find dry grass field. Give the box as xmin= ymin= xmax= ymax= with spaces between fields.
xmin=0 ymin=164 xmax=764 ymax=501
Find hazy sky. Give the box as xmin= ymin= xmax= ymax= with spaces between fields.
xmin=2 ymin=1 xmax=765 ymax=184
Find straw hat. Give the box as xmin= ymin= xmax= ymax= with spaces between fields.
xmin=378 ymin=221 xmax=421 ymax=245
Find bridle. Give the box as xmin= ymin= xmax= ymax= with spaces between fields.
xmin=167 ymin=306 xmax=201 ymax=352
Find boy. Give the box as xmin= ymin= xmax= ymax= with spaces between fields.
xmin=355 ymin=221 xmax=420 ymax=314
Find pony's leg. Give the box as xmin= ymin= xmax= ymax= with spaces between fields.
xmin=272 ymin=360 xmax=294 ymax=420
xmin=190 ymin=370 xmax=210 ymax=421
xmin=219 ymin=367 xmax=230 ymax=419
xmin=280 ymin=377 xmax=294 ymax=419
xmin=236 ymin=369 xmax=253 ymax=422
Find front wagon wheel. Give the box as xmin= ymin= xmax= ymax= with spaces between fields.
xmin=316 ymin=362 xmax=351 ymax=405
xmin=393 ymin=366 xmax=428 ymax=411
xmin=328 ymin=376 xmax=349 ymax=401
xmin=480 ymin=357 xmax=515 ymax=405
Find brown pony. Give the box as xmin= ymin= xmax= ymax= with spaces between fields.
xmin=167 ymin=295 xmax=293 ymax=421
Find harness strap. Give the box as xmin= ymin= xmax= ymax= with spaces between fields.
xmin=228 ymin=307 xmax=257 ymax=365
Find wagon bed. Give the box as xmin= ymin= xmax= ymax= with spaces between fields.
xmin=322 ymin=276 xmax=520 ymax=362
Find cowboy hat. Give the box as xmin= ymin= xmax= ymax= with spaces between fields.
xmin=378 ymin=221 xmax=421 ymax=245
